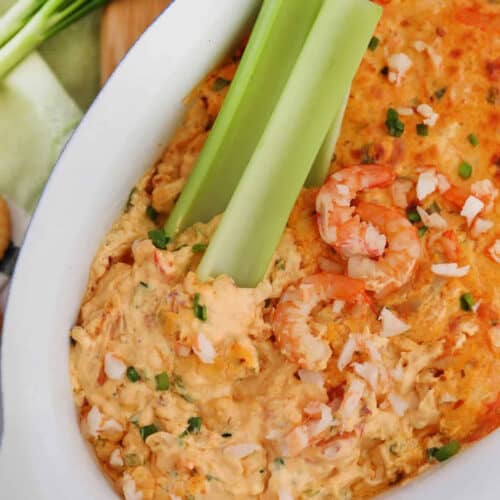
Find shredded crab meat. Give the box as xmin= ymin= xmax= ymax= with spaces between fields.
xmin=123 ymin=473 xmax=143 ymax=500
xmin=379 ymin=307 xmax=410 ymax=337
xmin=388 ymin=53 xmax=413 ymax=85
xmin=431 ymin=262 xmax=470 ymax=277
xmin=488 ymin=240 xmax=500 ymax=263
xmin=224 ymin=443 xmax=262 ymax=459
xmin=104 ymin=352 xmax=126 ymax=380
xmin=460 ymin=195 xmax=484 ymax=226
xmin=193 ymin=332 xmax=216 ymax=364
xmin=416 ymin=206 xmax=447 ymax=230
xmin=416 ymin=170 xmax=438 ymax=200
xmin=298 ymin=369 xmax=325 ymax=387
xmin=388 ymin=392 xmax=409 ymax=416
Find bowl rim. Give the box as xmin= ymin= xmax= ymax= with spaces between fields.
xmin=0 ymin=0 xmax=498 ymax=498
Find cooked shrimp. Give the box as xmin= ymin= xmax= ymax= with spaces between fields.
xmin=347 ymin=202 xmax=421 ymax=296
xmin=273 ymin=273 xmax=366 ymax=370
xmin=0 ymin=195 xmax=11 ymax=261
xmin=316 ymin=165 xmax=395 ymax=259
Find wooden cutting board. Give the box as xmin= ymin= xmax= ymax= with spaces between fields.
xmin=100 ymin=0 xmax=173 ymax=84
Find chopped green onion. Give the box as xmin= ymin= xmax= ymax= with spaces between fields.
xmin=155 ymin=372 xmax=170 ymax=391
xmin=193 ymin=293 xmax=208 ymax=321
xmin=0 ymin=0 xmax=110 ymax=80
xmin=274 ymin=457 xmax=285 ymax=468
xmin=427 ymin=201 xmax=441 ymax=214
xmin=124 ymin=453 xmax=142 ymax=467
xmin=180 ymin=416 xmax=202 ymax=438
xmin=418 ymin=226 xmax=429 ymax=238
xmin=198 ymin=0 xmax=382 ymax=286
xmin=460 ymin=293 xmax=475 ymax=311
xmin=148 ymin=229 xmax=169 ymax=249
xmin=146 ymin=205 xmax=158 ymax=222
xmin=416 ymin=123 xmax=429 ymax=136
xmin=368 ymin=36 xmax=380 ymax=51
xmin=386 ymin=108 xmax=405 ymax=137
xmin=212 ymin=77 xmax=231 ymax=91
xmin=434 ymin=87 xmax=447 ymax=100
xmin=125 ymin=187 xmax=136 ymax=212
xmin=192 ymin=243 xmax=208 ymax=253
xmin=458 ymin=161 xmax=473 ymax=179
xmin=406 ymin=208 xmax=421 ymax=223
xmin=165 ymin=0 xmax=325 ymax=237
xmin=140 ymin=424 xmax=159 ymax=441
xmin=427 ymin=440 xmax=461 ymax=462
xmin=126 ymin=366 xmax=140 ymax=383
xmin=467 ymin=133 xmax=479 ymax=147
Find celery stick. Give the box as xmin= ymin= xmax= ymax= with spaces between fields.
xmin=306 ymin=89 xmax=350 ymax=187
xmin=165 ymin=0 xmax=323 ymax=237
xmin=198 ymin=0 xmax=381 ymax=287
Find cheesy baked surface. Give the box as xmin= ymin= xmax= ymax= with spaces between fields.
xmin=70 ymin=1 xmax=500 ymax=499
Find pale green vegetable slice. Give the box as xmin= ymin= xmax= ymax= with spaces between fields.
xmin=306 ymin=89 xmax=350 ymax=187
xmin=198 ymin=0 xmax=381 ymax=287
xmin=0 ymin=52 xmax=82 ymax=211
xmin=165 ymin=0 xmax=323 ymax=237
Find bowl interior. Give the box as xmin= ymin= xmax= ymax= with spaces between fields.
xmin=0 ymin=0 xmax=498 ymax=498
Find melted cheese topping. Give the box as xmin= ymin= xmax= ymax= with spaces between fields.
xmin=71 ymin=1 xmax=500 ymax=498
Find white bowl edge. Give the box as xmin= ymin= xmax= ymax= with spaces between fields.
xmin=0 ymin=0 xmax=498 ymax=498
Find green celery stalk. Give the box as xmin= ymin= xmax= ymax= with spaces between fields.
xmin=306 ymin=89 xmax=350 ymax=187
xmin=0 ymin=0 xmax=44 ymax=46
xmin=198 ymin=0 xmax=381 ymax=287
xmin=0 ymin=0 xmax=108 ymax=80
xmin=165 ymin=0 xmax=323 ymax=237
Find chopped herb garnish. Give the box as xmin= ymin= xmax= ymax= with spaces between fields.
xmin=127 ymin=366 xmax=140 ymax=383
xmin=487 ymin=86 xmax=500 ymax=105
xmin=406 ymin=207 xmax=421 ymax=223
xmin=212 ymin=77 xmax=231 ymax=91
xmin=125 ymin=187 xmax=137 ymax=212
xmin=192 ymin=243 xmax=208 ymax=253
xmin=274 ymin=456 xmax=285 ymax=469
xmin=458 ymin=161 xmax=473 ymax=179
xmin=427 ymin=440 xmax=461 ymax=462
xmin=193 ymin=293 xmax=208 ymax=321
xmin=221 ymin=432 xmax=232 ymax=438
xmin=146 ymin=205 xmax=158 ymax=222
xmin=180 ymin=416 xmax=202 ymax=438
xmin=385 ymin=108 xmax=405 ymax=137
xmin=155 ymin=372 xmax=170 ymax=391
xmin=124 ymin=453 xmax=141 ymax=467
xmin=380 ymin=65 xmax=389 ymax=76
xmin=206 ymin=474 xmax=219 ymax=482
xmin=416 ymin=123 xmax=429 ymax=136
xmin=360 ymin=143 xmax=375 ymax=164
xmin=139 ymin=281 xmax=148 ymax=288
xmin=0 ymin=242 xmax=19 ymax=277
xmin=389 ymin=443 xmax=400 ymax=456
xmin=418 ymin=226 xmax=429 ymax=238
xmin=148 ymin=228 xmax=170 ymax=249
xmin=460 ymin=293 xmax=475 ymax=311
xmin=368 ymin=36 xmax=380 ymax=51
xmin=140 ymin=424 xmax=159 ymax=441
xmin=434 ymin=87 xmax=447 ymax=100
xmin=427 ymin=201 xmax=441 ymax=214
xmin=467 ymin=133 xmax=479 ymax=147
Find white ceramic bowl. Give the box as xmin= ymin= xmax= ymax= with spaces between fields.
xmin=0 ymin=1 xmax=498 ymax=498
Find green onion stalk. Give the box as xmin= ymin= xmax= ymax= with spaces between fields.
xmin=0 ymin=0 xmax=109 ymax=80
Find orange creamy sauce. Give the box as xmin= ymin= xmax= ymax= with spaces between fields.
xmin=70 ymin=1 xmax=499 ymax=499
